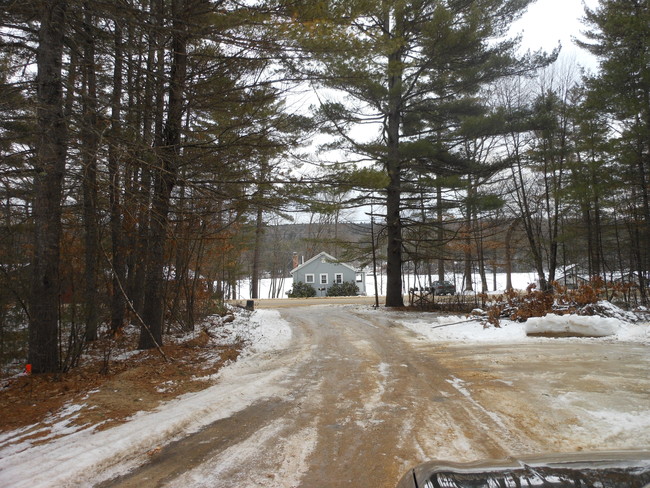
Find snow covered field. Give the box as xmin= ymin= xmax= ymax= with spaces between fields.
xmin=0 ymin=304 xmax=648 ymax=487
xmin=234 ymin=272 xmax=542 ymax=299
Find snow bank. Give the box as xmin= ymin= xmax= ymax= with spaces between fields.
xmin=395 ymin=304 xmax=649 ymax=345
xmin=592 ymin=300 xmax=637 ymax=320
xmin=219 ymin=309 xmax=292 ymax=355
xmin=525 ymin=314 xmax=621 ymax=337
xmin=0 ymin=309 xmax=294 ymax=488
xmin=617 ymin=321 xmax=650 ymax=343
xmin=398 ymin=316 xmax=529 ymax=343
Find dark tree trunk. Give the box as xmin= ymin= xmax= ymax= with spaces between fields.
xmin=463 ymin=230 xmax=473 ymax=292
xmin=384 ymin=6 xmax=404 ymax=308
xmin=29 ymin=0 xmax=67 ymax=373
xmin=635 ymin=137 xmax=650 ymax=302
xmin=130 ymin=167 xmax=151 ymax=316
xmin=108 ymin=20 xmax=126 ymax=334
xmin=81 ymin=2 xmax=99 ymax=342
xmin=139 ymin=163 xmax=175 ymax=349
xmin=593 ymin=194 xmax=603 ymax=278
xmin=436 ymin=183 xmax=445 ymax=281
xmin=385 ymin=143 xmax=403 ymax=306
xmin=131 ymin=0 xmax=165 ymax=317
xmin=170 ymin=177 xmax=188 ymax=328
xmin=505 ymin=219 xmax=518 ymax=291
xmin=469 ymin=183 xmax=487 ymax=293
xmin=251 ymin=206 xmax=264 ymax=299
xmin=584 ymin=205 xmax=595 ymax=277
xmin=139 ymin=0 xmax=187 ymax=349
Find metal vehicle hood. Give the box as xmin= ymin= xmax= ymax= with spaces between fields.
xmin=397 ymin=451 xmax=650 ymax=488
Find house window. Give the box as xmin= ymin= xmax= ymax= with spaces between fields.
xmin=305 ymin=274 xmax=315 ymax=284
xmin=334 ymin=273 xmax=343 ymax=284
xmin=320 ymin=273 xmax=328 ymax=285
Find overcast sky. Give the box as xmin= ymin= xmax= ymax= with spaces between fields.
xmin=514 ymin=0 xmax=600 ymax=71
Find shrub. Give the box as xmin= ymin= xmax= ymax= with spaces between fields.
xmin=481 ymin=278 xmax=609 ymax=327
xmin=326 ymin=282 xmax=359 ymax=297
xmin=554 ymin=276 xmax=605 ymax=307
xmin=287 ymin=281 xmax=316 ymax=298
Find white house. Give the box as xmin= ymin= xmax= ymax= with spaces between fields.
xmin=290 ymin=251 xmax=366 ymax=297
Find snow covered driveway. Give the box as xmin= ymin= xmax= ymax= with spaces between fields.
xmin=2 ymin=305 xmax=649 ymax=487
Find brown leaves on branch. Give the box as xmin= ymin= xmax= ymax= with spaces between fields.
xmin=481 ymin=277 xmax=635 ymax=327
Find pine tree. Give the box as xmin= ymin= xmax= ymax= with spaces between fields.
xmin=29 ymin=0 xmax=68 ymax=373
xmin=287 ymin=0 xmax=553 ymax=306
xmin=577 ymin=0 xmax=650 ymax=300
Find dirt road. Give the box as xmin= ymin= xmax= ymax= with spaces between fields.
xmin=100 ymin=305 xmax=650 ymax=488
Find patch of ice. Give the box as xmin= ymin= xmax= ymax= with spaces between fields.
xmin=588 ymin=410 xmax=650 ymax=441
xmin=164 ymin=419 xmax=318 ymax=488
xmin=378 ymin=362 xmax=389 ymax=378
xmin=555 ymin=391 xmax=650 ymax=448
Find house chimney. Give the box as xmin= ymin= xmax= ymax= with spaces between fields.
xmin=292 ymin=252 xmax=299 ymax=269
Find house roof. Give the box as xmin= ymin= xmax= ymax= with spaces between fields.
xmin=290 ymin=251 xmax=357 ymax=275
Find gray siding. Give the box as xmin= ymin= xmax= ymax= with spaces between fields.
xmin=292 ymin=254 xmax=365 ymax=296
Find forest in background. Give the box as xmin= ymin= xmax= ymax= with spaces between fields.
xmin=1 ymin=0 xmax=648 ymax=373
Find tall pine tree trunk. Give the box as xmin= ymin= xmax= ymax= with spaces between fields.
xmin=384 ymin=4 xmax=404 ymax=307
xmin=436 ymin=182 xmax=445 ymax=281
xmin=464 ymin=181 xmax=475 ymax=293
xmin=109 ymin=20 xmax=126 ymax=334
xmin=635 ymin=136 xmax=650 ymax=302
xmin=139 ymin=0 xmax=187 ymax=349
xmin=81 ymin=2 xmax=99 ymax=342
xmin=251 ymin=206 xmax=264 ymax=299
xmin=129 ymin=0 xmax=162 ymax=316
xmin=463 ymin=229 xmax=473 ymax=292
xmin=29 ymin=0 xmax=67 ymax=373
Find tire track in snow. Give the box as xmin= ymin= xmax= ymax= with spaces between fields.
xmin=163 ymin=418 xmax=318 ymax=488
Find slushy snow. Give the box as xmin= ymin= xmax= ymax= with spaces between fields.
xmin=0 ymin=309 xmax=293 ymax=488
xmin=0 ymin=304 xmax=648 ymax=487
